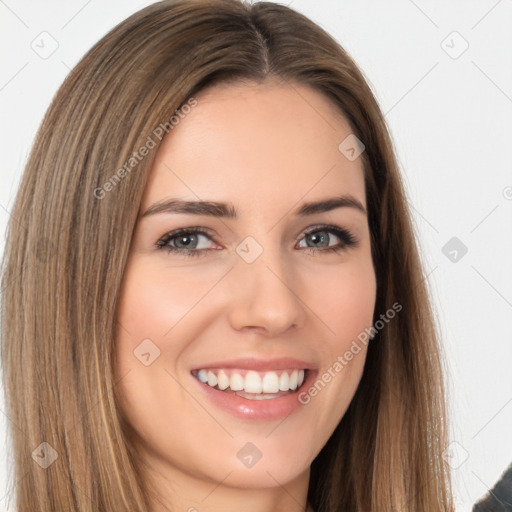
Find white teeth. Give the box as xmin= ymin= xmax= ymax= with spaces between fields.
xmin=217 ymin=370 xmax=230 ymax=390
xmin=207 ymin=371 xmax=218 ymax=387
xmin=262 ymin=372 xmax=280 ymax=393
xmin=278 ymin=371 xmax=290 ymax=391
xmin=195 ymin=368 xmax=308 ymax=394
xmin=244 ymin=371 xmax=262 ymax=393
xmin=230 ymin=373 xmax=244 ymax=391
xmin=289 ymin=370 xmax=298 ymax=390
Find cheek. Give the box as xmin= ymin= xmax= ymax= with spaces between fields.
xmin=115 ymin=259 xmax=223 ymax=354
xmin=113 ymin=261 xmax=208 ymax=465
xmin=305 ymin=257 xmax=377 ymax=347
xmin=296 ymin=258 xmax=376 ymax=430
xmin=113 ymin=260 xmax=191 ymax=415
xmin=113 ymin=258 xmax=228 ymax=425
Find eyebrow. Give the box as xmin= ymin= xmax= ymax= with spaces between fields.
xmin=141 ymin=194 xmax=367 ymax=219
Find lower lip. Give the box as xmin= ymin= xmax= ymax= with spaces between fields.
xmin=192 ymin=371 xmax=316 ymax=421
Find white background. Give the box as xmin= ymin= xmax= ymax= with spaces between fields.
xmin=1 ymin=1 xmax=511 ymax=510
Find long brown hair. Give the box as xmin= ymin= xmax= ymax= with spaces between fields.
xmin=1 ymin=0 xmax=453 ymax=510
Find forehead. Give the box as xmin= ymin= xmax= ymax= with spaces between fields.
xmin=141 ymin=81 xmax=366 ymax=215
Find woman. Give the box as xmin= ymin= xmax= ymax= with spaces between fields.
xmin=0 ymin=0 xmax=454 ymax=510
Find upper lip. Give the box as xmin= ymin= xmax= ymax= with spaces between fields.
xmin=191 ymin=357 xmax=315 ymax=372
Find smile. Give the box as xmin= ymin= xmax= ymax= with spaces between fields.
xmin=190 ymin=360 xmax=316 ymax=420
xmin=192 ymin=368 xmax=307 ymax=397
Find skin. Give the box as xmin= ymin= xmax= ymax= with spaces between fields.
xmin=114 ymin=79 xmax=377 ymax=512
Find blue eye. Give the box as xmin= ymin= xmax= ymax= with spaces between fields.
xmin=155 ymin=225 xmax=358 ymax=257
xmin=156 ymin=228 xmax=215 ymax=257
xmin=298 ymin=226 xmax=357 ymax=253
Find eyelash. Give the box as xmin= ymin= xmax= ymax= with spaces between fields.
xmin=155 ymin=225 xmax=358 ymax=258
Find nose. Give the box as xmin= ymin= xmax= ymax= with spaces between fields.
xmin=225 ymin=248 xmax=307 ymax=337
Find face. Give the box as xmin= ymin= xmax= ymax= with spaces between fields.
xmin=114 ymin=80 xmax=377 ymax=499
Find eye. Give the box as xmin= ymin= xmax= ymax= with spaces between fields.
xmin=296 ymin=225 xmax=358 ymax=254
xmin=156 ymin=227 xmax=217 ymax=257
xmin=155 ymin=224 xmax=358 ymax=258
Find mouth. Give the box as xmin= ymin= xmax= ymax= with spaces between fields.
xmin=190 ymin=359 xmax=316 ymax=420
xmin=191 ymin=368 xmax=308 ymax=400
